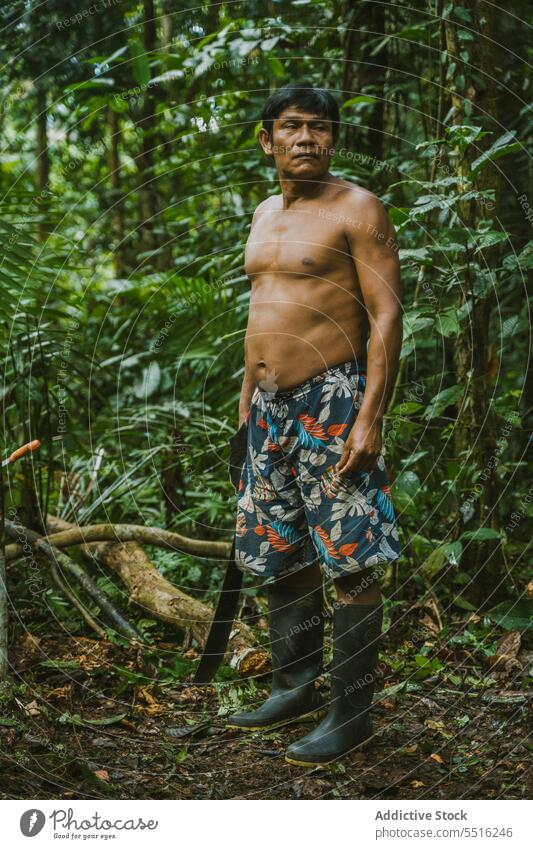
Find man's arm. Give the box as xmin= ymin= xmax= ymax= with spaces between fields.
xmin=337 ymin=191 xmax=403 ymax=475
xmin=237 ymin=198 xmax=271 ymax=428
xmin=238 ymin=359 xmax=255 ymax=428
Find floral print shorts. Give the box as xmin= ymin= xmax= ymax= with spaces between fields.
xmin=234 ymin=359 xmax=401 ymax=579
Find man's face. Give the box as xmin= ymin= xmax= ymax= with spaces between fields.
xmin=259 ymin=106 xmax=335 ymax=178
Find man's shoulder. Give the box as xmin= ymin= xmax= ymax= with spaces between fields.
xmin=327 ymin=178 xmax=392 ymax=233
xmin=330 ymin=178 xmax=384 ymax=215
xmin=249 ymin=193 xmax=281 ymax=229
xmin=254 ymin=193 xmax=282 ymax=214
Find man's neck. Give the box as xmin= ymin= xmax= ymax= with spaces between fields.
xmin=278 ymin=170 xmax=333 ymax=209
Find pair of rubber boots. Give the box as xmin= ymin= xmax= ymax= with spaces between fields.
xmin=226 ymin=582 xmax=383 ymax=767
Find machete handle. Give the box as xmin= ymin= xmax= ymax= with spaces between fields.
xmin=6 ymin=439 xmax=41 ymax=465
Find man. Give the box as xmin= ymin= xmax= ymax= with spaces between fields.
xmin=226 ymin=83 xmax=402 ymax=767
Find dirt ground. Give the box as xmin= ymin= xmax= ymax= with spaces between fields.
xmin=1 ymin=610 xmax=530 ymax=801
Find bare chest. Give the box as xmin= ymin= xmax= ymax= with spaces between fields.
xmin=244 ymin=207 xmax=351 ymax=280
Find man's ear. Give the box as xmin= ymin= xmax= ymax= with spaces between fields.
xmin=258 ymin=127 xmax=274 ymax=156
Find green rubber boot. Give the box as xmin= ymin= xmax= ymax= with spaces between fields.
xmin=285 ymin=602 xmax=383 ymax=766
xmin=226 ymin=583 xmax=325 ymax=731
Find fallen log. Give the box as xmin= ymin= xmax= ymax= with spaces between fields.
xmin=43 ymin=516 xmax=268 ymax=676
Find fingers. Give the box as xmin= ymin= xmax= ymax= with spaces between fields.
xmin=337 ymin=448 xmax=367 ymax=475
xmin=336 ymin=446 xmax=352 ymax=475
xmin=337 ymin=447 xmax=378 ymax=475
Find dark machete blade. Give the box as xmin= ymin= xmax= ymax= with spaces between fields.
xmin=193 ymin=534 xmax=242 ymax=683
xmin=193 ymin=421 xmax=247 ymax=684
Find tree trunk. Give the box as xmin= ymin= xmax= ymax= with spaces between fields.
xmin=341 ymin=0 xmax=359 ymax=151
xmin=445 ymin=1 xmax=503 ymax=603
xmin=204 ymin=0 xmax=220 ymax=34
xmin=108 ymin=107 xmax=127 ymax=277
xmin=342 ymin=0 xmax=387 ymax=161
xmin=35 ymin=83 xmax=50 ymax=242
xmin=138 ymin=0 xmax=158 ymax=262
xmin=157 ymin=0 xmax=178 ymax=270
xmin=492 ymin=7 xmax=531 ymax=451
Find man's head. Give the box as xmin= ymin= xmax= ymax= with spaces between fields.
xmin=259 ymin=83 xmax=339 ymax=179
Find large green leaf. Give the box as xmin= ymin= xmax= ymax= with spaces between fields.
xmin=423 ymin=385 xmax=463 ymax=420
xmin=341 ymin=96 xmax=379 ymax=108
xmin=435 ymin=309 xmax=460 ymax=338
xmin=470 ymin=132 xmax=522 ymax=176
xmin=486 ymin=600 xmax=533 ymax=631
xmin=421 ymin=544 xmax=447 ymax=579
xmin=393 ymin=471 xmax=421 ymax=514
xmin=461 ymin=527 xmax=502 ymax=542
xmin=64 ymin=77 xmax=114 ymax=92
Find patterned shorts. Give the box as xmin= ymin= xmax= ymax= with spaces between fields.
xmin=234 ymin=359 xmax=401 ymax=579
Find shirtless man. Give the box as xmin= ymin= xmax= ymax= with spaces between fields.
xmin=226 ymin=84 xmax=403 ymax=767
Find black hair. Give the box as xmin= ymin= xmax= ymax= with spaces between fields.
xmin=261 ymin=83 xmax=340 ymax=143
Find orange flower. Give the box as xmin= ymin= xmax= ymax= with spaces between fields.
xmin=339 ymin=542 xmax=358 ymax=556
xmin=254 ymin=524 xmax=266 ymax=535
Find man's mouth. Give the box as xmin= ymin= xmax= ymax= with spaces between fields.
xmin=293 ymin=151 xmax=319 ymax=159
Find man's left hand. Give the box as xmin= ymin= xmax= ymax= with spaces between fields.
xmin=336 ymin=419 xmax=382 ymax=475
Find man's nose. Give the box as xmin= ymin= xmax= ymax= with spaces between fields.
xmin=295 ymin=123 xmax=315 ymax=144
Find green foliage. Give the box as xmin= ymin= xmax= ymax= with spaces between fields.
xmin=486 ymin=600 xmax=533 ymax=631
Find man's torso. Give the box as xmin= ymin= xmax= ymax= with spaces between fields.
xmin=244 ymin=176 xmax=382 ymax=392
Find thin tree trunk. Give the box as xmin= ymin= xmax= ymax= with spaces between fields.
xmin=204 ymin=0 xmax=220 ymax=34
xmin=341 ymin=0 xmax=361 ymax=152
xmin=341 ymin=0 xmax=387 ymax=160
xmin=138 ymin=0 xmax=158 ymax=261
xmin=35 ymin=83 xmax=50 ymax=242
xmin=157 ymin=0 xmax=178 ymax=270
xmin=108 ymin=107 xmax=127 ymax=276
xmin=445 ymin=0 xmax=502 ymax=603
xmin=161 ymin=0 xmax=174 ymax=47
xmin=491 ymin=4 xmax=531 ymax=451
xmin=366 ymin=2 xmax=386 ymax=163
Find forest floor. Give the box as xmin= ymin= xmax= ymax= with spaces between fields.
xmin=1 ymin=603 xmax=531 ymax=801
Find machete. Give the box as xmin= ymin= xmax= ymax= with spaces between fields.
xmin=193 ymin=422 xmax=248 ymax=684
